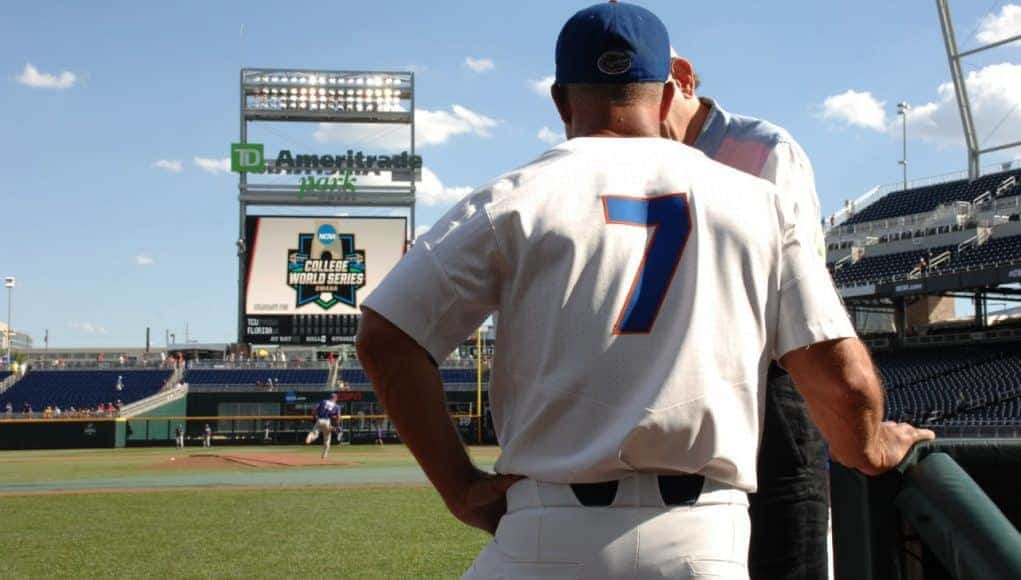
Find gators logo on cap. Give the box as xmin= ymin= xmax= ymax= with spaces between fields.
xmin=596 ymin=51 xmax=632 ymax=75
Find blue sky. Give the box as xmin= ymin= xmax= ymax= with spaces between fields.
xmin=1 ymin=1 xmax=1019 ymax=347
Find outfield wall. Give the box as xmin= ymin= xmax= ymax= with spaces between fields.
xmin=0 ymin=419 xmax=119 ymax=450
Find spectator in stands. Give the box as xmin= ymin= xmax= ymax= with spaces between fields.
xmin=4 ymin=401 xmax=12 ymax=418
xmin=54 ymin=406 xmax=61 ymax=417
xmin=22 ymin=402 xmax=32 ymax=416
xmin=115 ymin=375 xmax=123 ymax=392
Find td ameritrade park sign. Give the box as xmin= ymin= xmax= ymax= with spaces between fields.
xmin=231 ymin=143 xmax=422 ymax=196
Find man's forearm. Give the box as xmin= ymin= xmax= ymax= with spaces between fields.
xmin=357 ymin=311 xmax=478 ymax=506
xmin=782 ymin=338 xmax=886 ymax=470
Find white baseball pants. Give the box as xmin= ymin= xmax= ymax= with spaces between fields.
xmin=462 ymin=475 xmax=750 ymax=579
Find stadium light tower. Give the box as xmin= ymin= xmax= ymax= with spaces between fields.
xmin=898 ymin=101 xmax=910 ymax=192
xmin=936 ymin=0 xmax=1021 ymax=179
xmin=236 ymin=68 xmax=416 ymax=344
xmin=4 ymin=276 xmax=14 ymax=366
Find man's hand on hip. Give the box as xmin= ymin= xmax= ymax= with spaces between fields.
xmin=447 ymin=469 xmax=524 ymax=535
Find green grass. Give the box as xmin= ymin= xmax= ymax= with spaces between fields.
xmin=0 ymin=486 xmax=488 ymax=579
xmin=0 ymin=445 xmax=501 ymax=484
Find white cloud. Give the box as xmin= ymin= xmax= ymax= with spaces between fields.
xmin=529 ymin=75 xmax=555 ymax=96
xmin=414 ymin=224 xmax=432 ymax=238
xmin=151 ymin=159 xmax=183 ymax=173
xmin=313 ymin=105 xmax=497 ymax=148
xmin=68 ymin=321 xmax=108 ymax=335
xmin=976 ymin=4 xmax=1021 ymax=45
xmin=134 ymin=254 xmax=155 ymax=266
xmin=16 ymin=63 xmax=77 ymax=90
xmin=819 ymin=90 xmax=888 ymax=131
xmin=907 ymin=62 xmax=1021 ymax=147
xmin=193 ymin=157 xmax=229 ymax=174
xmin=465 ymin=57 xmax=495 ymax=73
xmin=537 ymin=126 xmax=565 ymax=145
xmin=818 ymin=63 xmax=1021 ymax=149
xmin=417 ymin=106 xmax=498 ymax=146
xmin=418 ymin=167 xmax=473 ymax=207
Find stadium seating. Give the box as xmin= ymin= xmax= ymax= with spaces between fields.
xmin=880 ymin=343 xmax=1021 ymax=426
xmin=184 ymin=369 xmax=328 ymax=387
xmin=339 ymin=367 xmax=489 ymax=387
xmin=831 ymin=245 xmax=954 ymax=286
xmin=829 ymin=233 xmax=1021 ymax=287
xmin=951 ymin=234 xmax=1021 ymax=271
xmin=844 ymin=168 xmax=1021 ymax=225
xmin=0 ymin=370 xmax=171 ymax=410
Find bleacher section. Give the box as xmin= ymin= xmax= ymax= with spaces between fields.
xmin=338 ymin=368 xmax=488 ymax=387
xmin=0 ymin=370 xmax=171 ymax=410
xmin=947 ymin=234 xmax=1021 ymax=271
xmin=844 ymin=168 xmax=1021 ymax=225
xmin=832 ymin=245 xmax=955 ymax=286
xmin=829 ymin=233 xmax=1021 ymax=287
xmin=880 ymin=343 xmax=1021 ymax=426
xmin=185 ymin=369 xmax=328 ymax=388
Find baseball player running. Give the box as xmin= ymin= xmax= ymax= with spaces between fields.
xmin=306 ymin=392 xmax=340 ymax=459
xmin=663 ymin=47 xmax=833 ymax=579
xmin=356 ymin=3 xmax=934 ymax=578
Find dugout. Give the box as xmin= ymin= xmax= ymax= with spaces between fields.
xmin=831 ymin=438 xmax=1021 ymax=580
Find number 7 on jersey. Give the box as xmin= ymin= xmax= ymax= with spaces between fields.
xmin=602 ymin=194 xmax=692 ymax=334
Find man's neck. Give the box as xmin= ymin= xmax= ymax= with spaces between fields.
xmin=569 ymin=108 xmax=663 ymax=139
xmin=682 ymin=98 xmax=711 ymax=146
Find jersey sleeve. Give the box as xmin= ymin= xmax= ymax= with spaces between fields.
xmin=361 ymin=193 xmax=502 ymax=364
xmin=761 ymin=140 xmax=827 ymax=260
xmin=772 ymin=194 xmax=857 ymax=360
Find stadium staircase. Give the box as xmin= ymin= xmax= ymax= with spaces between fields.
xmin=119 ymin=366 xmax=186 ymax=418
xmin=0 ymin=371 xmax=19 ymax=396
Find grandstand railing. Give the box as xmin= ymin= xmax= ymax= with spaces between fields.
xmin=120 ymin=384 xmax=188 ymax=417
xmin=186 ymin=360 xmax=331 ymax=369
xmin=185 ymin=381 xmax=487 ymax=393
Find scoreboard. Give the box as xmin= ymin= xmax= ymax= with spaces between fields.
xmin=242 ymin=216 xmax=406 ymax=345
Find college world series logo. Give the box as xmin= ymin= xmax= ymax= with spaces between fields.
xmin=286 ymin=224 xmax=366 ymax=309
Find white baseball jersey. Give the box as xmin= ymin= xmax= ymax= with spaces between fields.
xmin=363 ymin=137 xmax=856 ymax=491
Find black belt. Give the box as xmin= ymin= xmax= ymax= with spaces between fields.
xmin=570 ymin=474 xmax=705 ymax=507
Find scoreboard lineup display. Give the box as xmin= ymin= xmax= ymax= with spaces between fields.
xmin=243 ymin=216 xmax=407 ymax=345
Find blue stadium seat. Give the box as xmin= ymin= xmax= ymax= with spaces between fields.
xmin=0 ymin=370 xmax=171 ymax=410
xmin=845 ymin=168 xmax=1021 ymax=225
xmin=881 ymin=343 xmax=1021 ymax=426
xmin=184 ymin=369 xmax=328 ymax=387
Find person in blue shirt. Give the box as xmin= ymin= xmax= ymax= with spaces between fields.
xmin=306 ymin=392 xmax=340 ymax=459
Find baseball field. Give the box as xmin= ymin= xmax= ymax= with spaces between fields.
xmin=0 ymin=445 xmax=501 ymax=578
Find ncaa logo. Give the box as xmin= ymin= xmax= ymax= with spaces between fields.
xmin=597 ymin=51 xmax=632 ymax=75
xmin=317 ymin=224 xmax=337 ymax=244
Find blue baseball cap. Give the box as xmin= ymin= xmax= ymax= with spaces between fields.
xmin=555 ymin=1 xmax=671 ymax=85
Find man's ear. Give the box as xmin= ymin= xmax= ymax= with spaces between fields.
xmin=671 ymin=57 xmax=696 ymax=98
xmin=551 ymin=84 xmax=571 ymax=130
xmin=659 ymin=81 xmax=676 ymax=123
